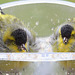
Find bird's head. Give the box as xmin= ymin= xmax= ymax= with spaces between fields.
xmin=59 ymin=24 xmax=75 ymax=45
xmin=3 ymin=28 xmax=28 ymax=52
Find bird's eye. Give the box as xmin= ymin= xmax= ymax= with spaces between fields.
xmin=5 ymin=39 xmax=15 ymax=45
xmin=71 ymin=34 xmax=75 ymax=38
xmin=10 ymin=40 xmax=15 ymax=45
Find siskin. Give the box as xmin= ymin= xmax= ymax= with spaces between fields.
xmin=0 ymin=8 xmax=35 ymax=74
xmin=51 ymin=18 xmax=75 ymax=73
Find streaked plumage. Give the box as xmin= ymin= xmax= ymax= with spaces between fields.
xmin=51 ymin=18 xmax=75 ymax=73
xmin=0 ymin=8 xmax=35 ymax=74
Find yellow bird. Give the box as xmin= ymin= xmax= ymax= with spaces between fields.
xmin=0 ymin=8 xmax=35 ymax=74
xmin=51 ymin=18 xmax=75 ymax=73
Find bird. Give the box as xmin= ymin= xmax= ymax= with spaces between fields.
xmin=0 ymin=8 xmax=36 ymax=75
xmin=50 ymin=18 xmax=75 ymax=74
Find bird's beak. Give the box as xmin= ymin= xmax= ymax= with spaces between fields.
xmin=63 ymin=37 xmax=68 ymax=44
xmin=21 ymin=44 xmax=27 ymax=52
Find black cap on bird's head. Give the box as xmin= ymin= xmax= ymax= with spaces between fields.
xmin=61 ymin=24 xmax=74 ymax=44
xmin=11 ymin=29 xmax=27 ymax=51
